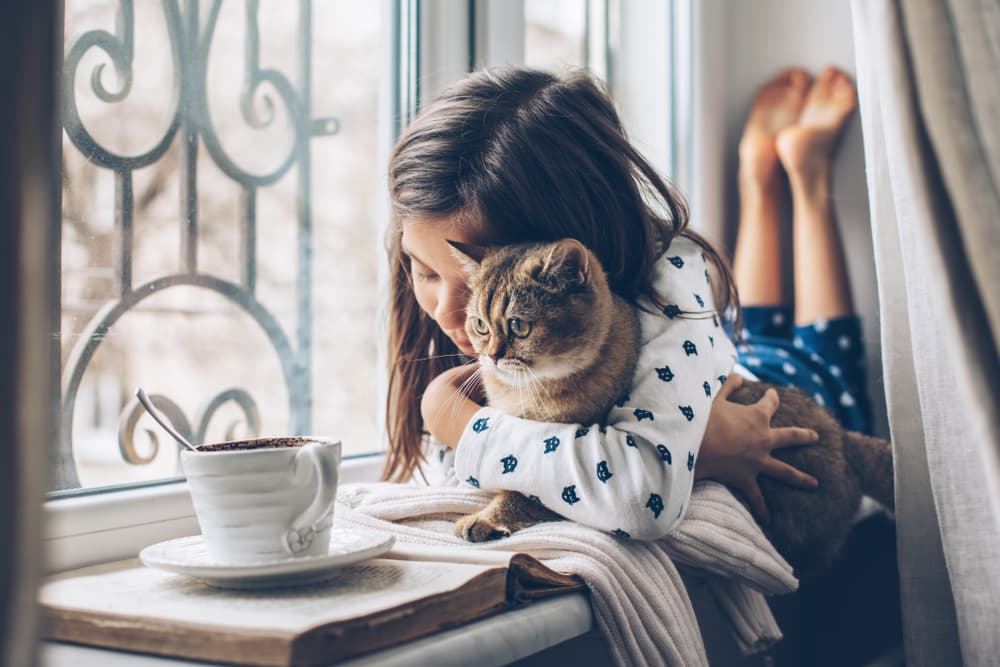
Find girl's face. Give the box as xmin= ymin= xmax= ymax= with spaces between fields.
xmin=401 ymin=215 xmax=490 ymax=356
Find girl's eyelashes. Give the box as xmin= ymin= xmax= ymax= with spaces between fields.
xmin=407 ymin=257 xmax=439 ymax=282
xmin=412 ymin=270 xmax=438 ymax=283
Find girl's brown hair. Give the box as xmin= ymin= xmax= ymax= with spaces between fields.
xmin=383 ymin=66 xmax=740 ymax=482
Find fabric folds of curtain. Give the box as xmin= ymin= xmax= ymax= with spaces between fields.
xmin=852 ymin=0 xmax=1000 ymax=665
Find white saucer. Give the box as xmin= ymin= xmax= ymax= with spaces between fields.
xmin=139 ymin=529 xmax=395 ymax=589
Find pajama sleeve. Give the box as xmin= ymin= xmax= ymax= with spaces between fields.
xmin=452 ymin=238 xmax=738 ymax=540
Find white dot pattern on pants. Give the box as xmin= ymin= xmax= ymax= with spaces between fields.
xmin=782 ymin=362 xmax=797 ymax=375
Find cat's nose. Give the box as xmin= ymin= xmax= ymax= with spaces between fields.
xmin=487 ymin=343 xmax=506 ymax=364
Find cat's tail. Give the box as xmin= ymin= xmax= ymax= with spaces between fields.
xmin=843 ymin=431 xmax=894 ymax=510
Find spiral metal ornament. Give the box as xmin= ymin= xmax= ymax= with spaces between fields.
xmin=118 ymin=392 xmax=193 ymax=465
xmin=63 ymin=0 xmax=183 ymax=171
xmin=194 ymin=387 xmax=262 ymax=444
xmin=57 ymin=0 xmax=338 ymax=490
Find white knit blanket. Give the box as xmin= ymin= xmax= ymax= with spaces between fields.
xmin=335 ymin=480 xmax=798 ymax=667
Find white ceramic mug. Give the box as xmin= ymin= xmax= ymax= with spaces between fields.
xmin=181 ymin=436 xmax=341 ymax=563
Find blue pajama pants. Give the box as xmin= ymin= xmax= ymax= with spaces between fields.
xmin=733 ymin=306 xmax=872 ymax=434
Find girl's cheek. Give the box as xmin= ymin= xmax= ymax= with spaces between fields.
xmin=411 ymin=284 xmax=434 ymax=319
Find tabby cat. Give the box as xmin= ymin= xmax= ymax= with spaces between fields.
xmin=450 ymin=238 xmax=893 ymax=573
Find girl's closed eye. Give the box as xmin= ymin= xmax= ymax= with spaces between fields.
xmin=408 ymin=258 xmax=438 ymax=282
xmin=413 ymin=269 xmax=438 ymax=282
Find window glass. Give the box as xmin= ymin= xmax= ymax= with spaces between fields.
xmin=524 ymin=0 xmax=588 ymax=71
xmin=57 ymin=1 xmax=387 ymax=492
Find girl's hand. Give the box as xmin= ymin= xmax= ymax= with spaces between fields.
xmin=421 ymin=364 xmax=483 ymax=448
xmin=696 ymin=373 xmax=820 ymax=524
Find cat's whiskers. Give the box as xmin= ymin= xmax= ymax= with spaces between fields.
xmin=437 ymin=372 xmax=480 ymax=426
xmin=514 ymin=372 xmax=527 ymax=414
xmin=430 ymin=361 xmax=482 ymax=426
xmin=405 ymin=353 xmax=471 ymax=363
xmin=523 ymin=365 xmax=555 ymax=421
xmin=448 ymin=365 xmax=484 ymax=421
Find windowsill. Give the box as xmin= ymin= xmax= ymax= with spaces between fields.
xmin=43 ymin=454 xmax=387 ymax=573
xmin=41 ymin=452 xmax=598 ymax=665
xmin=41 ymin=590 xmax=594 ymax=667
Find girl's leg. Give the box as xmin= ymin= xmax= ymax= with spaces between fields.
xmin=776 ymin=67 xmax=871 ymax=430
xmin=775 ymin=66 xmax=858 ymax=326
xmin=733 ymin=69 xmax=811 ymax=309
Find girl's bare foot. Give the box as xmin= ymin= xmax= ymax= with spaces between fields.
xmin=776 ymin=66 xmax=857 ymax=181
xmin=733 ymin=69 xmax=808 ymax=308
xmin=739 ymin=68 xmax=811 ymax=186
xmin=781 ymin=67 xmax=858 ymax=325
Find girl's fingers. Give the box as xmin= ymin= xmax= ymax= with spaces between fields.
xmin=770 ymin=426 xmax=820 ymax=449
xmin=716 ymin=372 xmax=745 ymax=399
xmin=759 ymin=388 xmax=780 ymax=417
xmin=762 ymin=457 xmax=820 ymax=489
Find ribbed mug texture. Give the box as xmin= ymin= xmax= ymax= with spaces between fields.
xmin=182 ymin=437 xmax=341 ymax=563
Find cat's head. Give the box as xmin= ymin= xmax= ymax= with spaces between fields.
xmin=450 ymin=238 xmax=614 ymax=383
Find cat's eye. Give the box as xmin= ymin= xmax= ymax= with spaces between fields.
xmin=509 ymin=318 xmax=532 ymax=338
xmin=472 ymin=317 xmax=490 ymax=335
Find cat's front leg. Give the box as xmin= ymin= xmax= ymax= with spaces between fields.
xmin=454 ymin=490 xmax=560 ymax=542
xmin=454 ymin=508 xmax=512 ymax=542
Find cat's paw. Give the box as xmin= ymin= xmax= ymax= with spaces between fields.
xmin=454 ymin=514 xmax=512 ymax=542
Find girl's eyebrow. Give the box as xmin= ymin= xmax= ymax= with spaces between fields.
xmin=400 ymin=244 xmax=432 ymax=268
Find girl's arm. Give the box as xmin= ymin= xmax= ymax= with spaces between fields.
xmin=423 ymin=287 xmax=739 ymax=538
xmin=424 ymin=366 xmax=817 ymax=538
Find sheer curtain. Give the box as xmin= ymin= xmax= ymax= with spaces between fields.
xmin=852 ymin=1 xmax=1000 ymax=665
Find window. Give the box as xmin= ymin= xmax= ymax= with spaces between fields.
xmin=46 ymin=0 xmax=687 ymax=571
xmin=524 ymin=0 xmax=612 ymax=78
xmin=525 ymin=0 xmax=588 ymax=70
xmin=52 ymin=0 xmax=678 ymax=500
xmin=56 ymin=1 xmax=394 ymax=494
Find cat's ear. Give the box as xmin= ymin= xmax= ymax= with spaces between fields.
xmin=534 ymin=238 xmax=591 ymax=287
xmin=447 ymin=240 xmax=486 ymax=275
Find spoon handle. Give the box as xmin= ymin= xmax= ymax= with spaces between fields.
xmin=135 ymin=388 xmax=200 ymax=452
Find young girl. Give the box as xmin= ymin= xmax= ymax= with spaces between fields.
xmin=732 ymin=65 xmax=871 ymax=434
xmin=383 ymin=66 xmax=823 ymax=539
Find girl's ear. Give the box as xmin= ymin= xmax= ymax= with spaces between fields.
xmin=447 ymin=240 xmax=486 ymax=275
xmin=534 ymin=238 xmax=591 ymax=287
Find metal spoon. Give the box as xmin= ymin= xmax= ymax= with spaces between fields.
xmin=135 ymin=388 xmax=200 ymax=452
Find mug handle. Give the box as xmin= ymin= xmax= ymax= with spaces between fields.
xmin=285 ymin=442 xmax=340 ymax=555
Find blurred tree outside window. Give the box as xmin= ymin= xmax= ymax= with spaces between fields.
xmin=57 ymin=1 xmax=385 ymax=492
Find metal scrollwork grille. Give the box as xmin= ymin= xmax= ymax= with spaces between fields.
xmin=58 ymin=0 xmax=340 ymax=490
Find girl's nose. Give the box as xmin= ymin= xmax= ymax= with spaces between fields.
xmin=435 ymin=283 xmax=468 ymax=331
